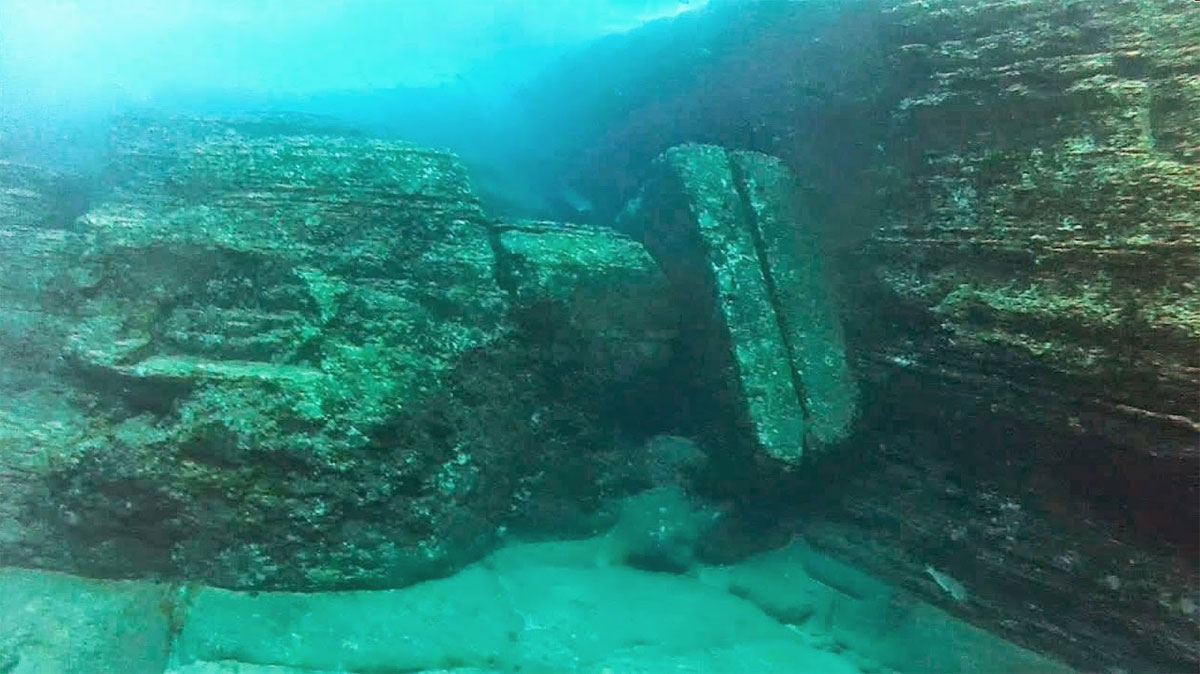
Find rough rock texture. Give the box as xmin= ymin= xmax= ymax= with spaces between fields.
xmin=490 ymin=219 xmax=678 ymax=405
xmin=862 ymin=0 xmax=1200 ymax=461
xmin=41 ymin=117 xmax=517 ymax=589
xmin=732 ymin=151 xmax=858 ymax=448
xmin=488 ymin=219 xmax=683 ymax=529
xmin=820 ymin=1 xmax=1200 ymax=671
xmin=0 ymin=161 xmax=87 ymax=387
xmin=0 ymin=162 xmax=93 ymax=573
xmin=0 ymin=160 xmax=88 ymax=231
xmin=619 ymin=144 xmax=858 ymax=465
xmin=0 ymin=116 xmax=671 ymax=590
xmin=823 ymin=2 xmax=1198 ymax=669
xmin=515 ymin=1 xmax=1198 ymax=671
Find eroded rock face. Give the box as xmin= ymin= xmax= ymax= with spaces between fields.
xmin=42 ymin=117 xmax=518 ymax=588
xmin=619 ymin=144 xmax=858 ymax=465
xmin=0 ymin=162 xmax=87 ymax=388
xmin=863 ymin=0 xmax=1200 ymax=461
xmin=489 ymin=220 xmax=682 ymax=530
xmin=491 ymin=219 xmax=678 ymax=400
xmin=0 ymin=116 xmax=672 ymax=590
xmin=515 ymin=2 xmax=1198 ymax=671
xmin=819 ymin=1 xmax=1200 ymax=671
xmin=0 ymin=161 xmax=92 ymax=573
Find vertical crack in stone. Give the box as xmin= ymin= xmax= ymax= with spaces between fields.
xmin=727 ymin=155 xmax=814 ymax=444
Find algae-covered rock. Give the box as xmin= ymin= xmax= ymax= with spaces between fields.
xmin=492 ymin=219 xmax=677 ymax=401
xmin=417 ymin=1 xmax=1197 ymax=670
xmin=38 ymin=115 xmax=515 ymax=588
xmin=1 ymin=115 xmax=692 ymax=591
xmin=812 ymin=2 xmax=1200 ymax=671
xmin=4 ymin=116 xmax=641 ymax=590
xmin=0 ymin=159 xmax=87 ymax=231
xmin=618 ymin=144 xmax=857 ymax=465
xmin=0 ymin=161 xmax=87 ymax=388
xmin=862 ymin=0 xmax=1200 ymax=459
xmin=729 ymin=152 xmax=857 ymax=447
xmin=0 ymin=162 xmax=94 ymax=569
xmin=487 ymin=220 xmax=682 ymax=531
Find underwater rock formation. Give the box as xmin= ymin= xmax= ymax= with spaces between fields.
xmin=490 ymin=219 xmax=678 ymax=398
xmin=834 ymin=2 xmax=1199 ymax=669
xmin=619 ymin=144 xmax=858 ymax=465
xmin=45 ymin=115 xmax=517 ymax=588
xmin=825 ymin=2 xmax=1200 ymax=672
xmin=0 ymin=161 xmax=85 ymax=388
xmin=0 ymin=160 xmax=87 ymax=231
xmin=0 ymin=161 xmax=93 ymax=573
xmin=519 ymin=1 xmax=1198 ymax=671
xmin=0 ymin=115 xmax=672 ymax=590
xmin=861 ymin=0 xmax=1200 ymax=465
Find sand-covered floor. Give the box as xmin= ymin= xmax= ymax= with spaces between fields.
xmin=0 ymin=534 xmax=1071 ymax=673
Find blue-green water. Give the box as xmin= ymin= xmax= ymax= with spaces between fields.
xmin=1 ymin=2 xmax=1197 ymax=673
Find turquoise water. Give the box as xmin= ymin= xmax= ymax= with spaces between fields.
xmin=1 ymin=2 xmax=1197 ymax=673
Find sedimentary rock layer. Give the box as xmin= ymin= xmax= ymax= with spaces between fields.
xmin=863 ymin=0 xmax=1200 ymax=460
xmin=0 ymin=116 xmax=670 ymax=589
xmin=517 ymin=2 xmax=1198 ymax=670
xmin=492 ymin=219 xmax=678 ymax=390
xmin=831 ymin=1 xmax=1200 ymax=671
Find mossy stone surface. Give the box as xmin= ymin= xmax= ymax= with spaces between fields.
xmin=620 ymin=144 xmax=857 ymax=465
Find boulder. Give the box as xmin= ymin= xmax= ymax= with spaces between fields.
xmin=491 ymin=219 xmax=677 ymax=398
xmin=40 ymin=115 xmax=516 ymax=589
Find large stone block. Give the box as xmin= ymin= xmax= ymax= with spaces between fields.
xmin=33 ymin=116 xmax=518 ymax=589
xmin=619 ymin=144 xmax=857 ymax=465
xmin=729 ymin=152 xmax=858 ymax=447
xmin=492 ymin=219 xmax=677 ymax=387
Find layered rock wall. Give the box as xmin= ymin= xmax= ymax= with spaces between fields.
xmin=515 ymin=2 xmax=1199 ymax=670
xmin=863 ymin=0 xmax=1200 ymax=459
xmin=0 ymin=117 xmax=677 ymax=589
xmin=817 ymin=1 xmax=1200 ymax=670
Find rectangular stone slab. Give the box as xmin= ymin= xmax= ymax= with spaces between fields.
xmin=620 ymin=144 xmax=858 ymax=464
xmin=622 ymin=144 xmax=808 ymax=464
xmin=730 ymin=151 xmax=858 ymax=447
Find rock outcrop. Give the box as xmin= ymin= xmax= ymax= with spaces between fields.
xmin=2 ymin=0 xmax=1196 ymax=666
xmin=0 ymin=161 xmax=92 ymax=574
xmin=46 ymin=116 xmax=521 ymax=588
xmin=513 ymin=1 xmax=1199 ymax=671
xmin=0 ymin=161 xmax=87 ymax=387
xmin=861 ymin=0 xmax=1200 ymax=461
xmin=829 ymin=1 xmax=1200 ymax=671
xmin=0 ymin=116 xmax=675 ymax=589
